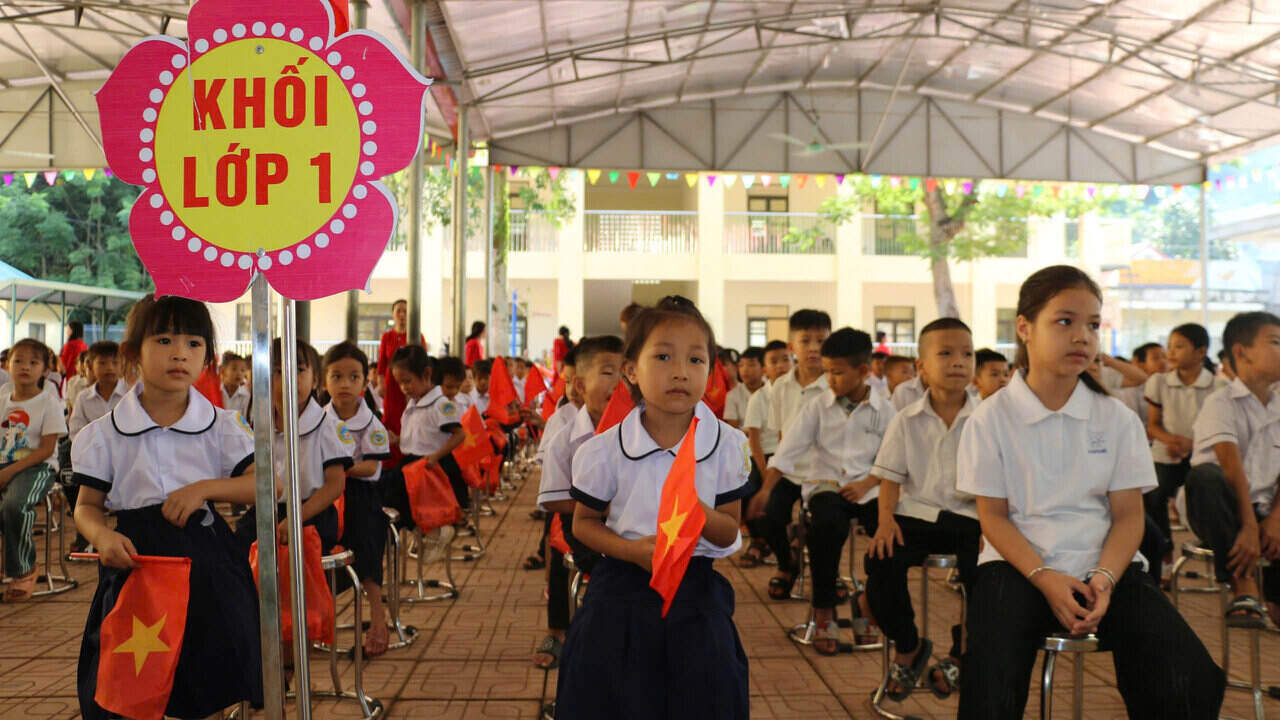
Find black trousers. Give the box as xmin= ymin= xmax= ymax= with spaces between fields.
xmin=863 ymin=512 xmax=979 ymax=658
xmin=547 ymin=512 xmax=600 ymax=631
xmin=959 ymin=561 xmax=1223 ymax=720
xmin=743 ymin=456 xmax=770 ymax=543
xmin=762 ymin=477 xmax=802 ymax=575
xmin=806 ymin=491 xmax=879 ymax=609
xmin=1186 ymin=463 xmax=1280 ymax=602
xmin=1144 ymin=459 xmax=1190 ymax=555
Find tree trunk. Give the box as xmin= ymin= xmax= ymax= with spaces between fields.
xmin=929 ymin=248 xmax=961 ymax=319
xmin=921 ymin=185 xmax=977 ymax=319
xmin=490 ymin=172 xmax=511 ymax=355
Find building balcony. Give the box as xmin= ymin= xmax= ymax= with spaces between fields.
xmin=722 ymin=212 xmax=835 ymax=255
xmin=583 ymin=210 xmax=698 ymax=254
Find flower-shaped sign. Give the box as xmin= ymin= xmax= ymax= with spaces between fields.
xmin=95 ymin=0 xmax=431 ymax=302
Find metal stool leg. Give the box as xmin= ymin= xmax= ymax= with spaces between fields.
xmin=404 ymin=527 xmax=459 ymax=602
xmin=33 ymin=484 xmax=77 ymax=597
xmin=870 ymin=555 xmax=956 ymax=719
xmin=1040 ymin=650 xmax=1057 ymax=720
xmin=1039 ymin=634 xmax=1100 ymax=720
xmin=380 ymin=509 xmax=418 ymax=649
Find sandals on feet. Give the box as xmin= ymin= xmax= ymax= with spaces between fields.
xmin=739 ymin=540 xmax=769 ymax=569
xmin=813 ymin=616 xmax=841 ymax=656
xmin=926 ymin=657 xmax=960 ymax=699
xmin=523 ymin=554 xmax=546 ymax=571
xmin=1226 ymin=595 xmax=1268 ymax=629
xmin=533 ymin=635 xmax=564 ymax=669
xmin=885 ymin=638 xmax=933 ymax=702
xmin=1 ymin=572 xmax=36 ymax=603
xmin=767 ymin=574 xmax=796 ymax=600
xmin=849 ymin=589 xmax=880 ymax=645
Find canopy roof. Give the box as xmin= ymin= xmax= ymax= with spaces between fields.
xmin=8 ymin=1 xmax=1280 ymax=183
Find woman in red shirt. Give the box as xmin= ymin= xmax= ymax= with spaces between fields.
xmin=464 ymin=321 xmax=486 ymax=367
xmin=59 ymin=321 xmax=88 ymax=377
xmin=378 ymin=299 xmax=425 ymax=463
xmin=552 ymin=326 xmax=574 ymax=377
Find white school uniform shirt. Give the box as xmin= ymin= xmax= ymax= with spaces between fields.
xmin=869 ymin=374 xmax=889 ymax=400
xmin=872 ymin=392 xmax=978 ymax=522
xmin=513 ymin=376 xmax=526 ymax=400
xmin=743 ymin=380 xmax=778 ymax=456
xmin=768 ymin=368 xmax=830 ymax=480
xmin=571 ymin=401 xmax=751 ymax=558
xmin=65 ymin=375 xmax=89 ymax=413
xmin=221 ymin=383 xmax=250 ymax=418
xmin=536 ymin=401 xmax=579 ymax=464
xmin=470 ymin=390 xmax=491 ymax=416
xmin=768 ymin=385 xmax=894 ymax=503
xmin=69 ymin=380 xmax=130 ymax=441
xmin=0 ymin=384 xmax=67 ymax=468
xmin=278 ymin=397 xmax=354 ymax=501
xmin=723 ymin=382 xmax=753 ymax=425
xmin=1145 ymin=368 xmax=1224 ymax=465
xmin=538 ymin=405 xmax=596 ymax=510
xmin=324 ymin=400 xmax=391 ymax=482
xmin=1191 ymin=378 xmax=1280 ymax=516
xmin=399 ymin=386 xmax=463 ymax=457
xmin=891 ymin=375 xmax=926 ymax=411
xmin=957 ymin=371 xmax=1156 ymax=579
xmin=71 ymin=384 xmax=253 ymax=514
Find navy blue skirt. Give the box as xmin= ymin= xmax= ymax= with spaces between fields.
xmin=556 ymin=556 xmax=749 ymax=720
xmin=341 ymin=478 xmax=388 ymax=586
xmin=78 ymin=504 xmax=264 ymax=720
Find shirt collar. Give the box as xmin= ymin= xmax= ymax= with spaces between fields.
xmin=617 ymin=400 xmax=721 ymax=463
xmin=903 ymin=388 xmax=977 ymax=422
xmin=569 ymin=403 xmax=597 ymax=443
xmin=1227 ymin=377 xmax=1280 ymax=412
xmin=414 ymin=385 xmax=442 ymax=408
xmin=779 ymin=367 xmax=828 ymax=393
xmin=325 ymin=398 xmax=373 ymax=431
xmin=1166 ymin=368 xmax=1215 ymax=389
xmin=111 ymin=383 xmax=217 ymax=436
xmin=296 ymin=397 xmax=326 ymax=436
xmin=96 ymin=379 xmax=130 ymax=402
xmin=1006 ymin=370 xmax=1093 ymax=424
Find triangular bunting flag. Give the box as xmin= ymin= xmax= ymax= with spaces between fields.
xmin=650 ymin=417 xmax=706 ymax=617
xmin=84 ymin=168 xmax=97 ymax=181
xmin=742 ymin=174 xmax=755 ymax=189
xmin=22 ymin=172 xmax=35 ymax=187
xmin=43 ymin=170 xmax=57 ymax=186
xmin=796 ymin=174 xmax=807 ymax=188
xmin=761 ymin=174 xmax=772 ymax=187
xmin=814 ymin=175 xmax=826 ymax=188
xmin=627 ymin=172 xmax=641 ymax=189
xmin=647 ymin=172 xmax=661 ymax=187
xmin=685 ymin=173 xmax=698 ymax=187
xmin=587 ymin=169 xmax=602 ymax=184
xmin=707 ymin=175 xmax=717 ymax=187
xmin=609 ymin=171 xmax=620 ymax=184
xmin=548 ymin=166 xmax=561 ymax=181
xmin=779 ymin=174 xmax=790 ymax=188
xmin=722 ymin=174 xmax=737 ymax=188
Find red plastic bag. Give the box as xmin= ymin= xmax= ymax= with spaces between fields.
xmin=334 ymin=492 xmax=346 ymax=539
xmin=403 ymin=459 xmax=463 ymax=531
xmin=249 ymin=525 xmax=335 ymax=645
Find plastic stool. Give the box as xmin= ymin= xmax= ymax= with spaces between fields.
xmin=870 ymin=554 xmax=962 ymax=720
xmin=402 ymin=525 xmax=459 ymax=602
xmin=1040 ymin=633 xmax=1101 ymax=720
xmin=32 ymin=483 xmax=77 ymax=597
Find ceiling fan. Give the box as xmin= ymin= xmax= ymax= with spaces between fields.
xmin=769 ymin=132 xmax=868 ymax=157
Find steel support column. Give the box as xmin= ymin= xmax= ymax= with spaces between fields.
xmin=451 ymin=107 xmax=469 ymax=356
xmin=407 ymin=0 xmax=427 ymax=347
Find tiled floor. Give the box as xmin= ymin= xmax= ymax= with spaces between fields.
xmin=5 ymin=472 xmax=1280 ymax=719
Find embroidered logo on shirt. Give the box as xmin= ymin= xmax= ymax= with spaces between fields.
xmin=337 ymin=424 xmax=356 ymax=445
xmin=1088 ymin=431 xmax=1107 ymax=454
xmin=743 ymin=440 xmax=752 ymax=474
xmin=441 ymin=402 xmax=458 ymax=417
xmin=234 ymin=412 xmax=252 ymax=435
xmin=370 ymin=429 xmax=388 ymax=447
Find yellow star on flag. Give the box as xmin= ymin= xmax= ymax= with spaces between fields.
xmin=113 ymin=614 xmax=170 ymax=676
xmin=658 ymin=495 xmax=689 ymax=557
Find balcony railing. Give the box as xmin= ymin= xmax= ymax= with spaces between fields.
xmin=509 ymin=209 xmax=559 ymax=253
xmin=583 ymin=210 xmax=697 ymax=254
xmin=723 ymin=212 xmax=835 ymax=254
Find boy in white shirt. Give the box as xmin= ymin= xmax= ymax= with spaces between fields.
xmin=724 ymin=346 xmax=765 ymax=430
xmin=865 ymin=319 xmax=980 ymax=699
xmin=764 ymin=328 xmax=894 ymax=654
xmin=869 ymin=351 xmax=890 ymax=399
xmin=219 ymin=351 xmax=250 ymax=417
xmin=1186 ymin=311 xmax=1280 ymax=627
xmin=739 ymin=341 xmax=791 ymax=567
xmin=972 ymin=348 xmax=1011 ymax=400
xmin=745 ymin=311 xmax=831 ymax=599
xmin=884 ymin=356 xmax=916 ymax=399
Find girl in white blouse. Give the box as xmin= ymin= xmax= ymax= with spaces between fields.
xmin=956 ymin=266 xmax=1222 ymax=719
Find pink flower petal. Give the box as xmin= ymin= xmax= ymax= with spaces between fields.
xmin=329 ymin=31 xmax=431 ymax=175
xmin=94 ymin=37 xmax=186 ymax=187
xmin=130 ymin=190 xmax=253 ymax=302
xmin=188 ymin=0 xmax=337 ymax=60
xmin=265 ymin=182 xmax=394 ymax=300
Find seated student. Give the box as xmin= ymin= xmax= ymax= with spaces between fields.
xmin=1186 ymin=312 xmax=1280 ymax=628
xmin=0 ymin=338 xmax=67 ymax=601
xmin=322 ymin=341 xmax=394 ymax=657
xmin=66 ymin=341 xmax=128 ymax=556
xmin=884 ymin=355 xmax=917 ymax=398
xmin=512 ymin=357 xmax=529 ymax=400
xmin=739 ymin=340 xmax=791 ymax=567
xmin=972 ymin=348 xmax=1011 ymax=400
xmin=745 ymin=310 xmax=832 ymax=601
xmin=724 ymin=346 xmax=765 ymax=430
xmin=532 ymin=335 xmax=621 ymax=671
xmin=220 ymin=351 xmax=250 ymax=417
xmin=64 ymin=353 xmax=91 ymax=415
xmin=957 ymin=265 xmax=1222 ymax=720
xmin=869 ymin=351 xmax=890 ymax=399
xmin=470 ymin=359 xmax=493 ymax=416
xmin=764 ymin=328 xmax=894 ymax=655
xmin=865 ymin=318 xmax=980 ymax=699
xmin=235 ymin=339 xmax=352 ymax=556
xmin=1144 ymin=324 xmax=1224 ymax=571
xmin=393 ymin=349 xmax=472 ymax=513
xmin=523 ymin=348 xmax=580 ymax=569
xmin=890 ymin=360 xmax=928 ymax=412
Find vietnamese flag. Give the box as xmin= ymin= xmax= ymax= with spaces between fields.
xmin=549 ymin=513 xmax=571 ymax=555
xmin=452 ymin=405 xmax=492 ymax=468
xmin=194 ymin=363 xmax=223 ymax=408
xmin=95 ymin=556 xmax=192 ymax=720
xmin=486 ymin=357 xmax=520 ymax=423
xmin=650 ymin=417 xmax=706 ymax=617
xmin=702 ymin=359 xmax=730 ymax=419
xmin=595 ymin=381 xmax=635 ymax=434
xmin=326 ymin=0 xmax=350 ymax=33
xmin=523 ymin=363 xmax=548 ymax=407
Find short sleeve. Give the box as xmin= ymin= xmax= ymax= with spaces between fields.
xmin=68 ymin=394 xmax=91 ymax=440
xmin=1110 ymin=410 xmax=1157 ymax=493
xmin=536 ymin=428 xmax=574 ymax=508
xmin=362 ymin=418 xmax=392 ymax=461
xmin=724 ymin=388 xmax=745 ymax=423
xmin=1193 ymin=391 xmax=1237 ymax=456
xmin=743 ymin=390 xmax=767 ymax=430
xmin=319 ymin=417 xmax=357 ymax=471
xmin=570 ymin=432 xmax=617 ymax=512
xmin=436 ymin=400 xmax=462 ymax=432
xmin=956 ymin=409 xmax=1008 ymax=498
xmin=871 ymin=412 xmax=909 ymax=484
xmin=1143 ymin=374 xmax=1163 ymax=407
xmin=768 ymin=399 xmax=817 ymax=476
xmin=714 ymin=426 xmax=754 ymax=506
xmin=38 ymin=394 xmax=68 ymax=438
xmin=70 ymin=417 xmax=112 ymax=491
xmin=217 ymin=410 xmax=256 ymax=477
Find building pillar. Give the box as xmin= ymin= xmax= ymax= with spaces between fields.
xmin=555 ymin=169 xmax=587 ymax=339
xmin=834 ymin=182 xmax=865 ymax=330
xmin=696 ymin=174 xmax=726 ymax=338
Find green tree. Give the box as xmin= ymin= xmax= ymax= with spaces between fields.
xmin=1116 ymin=192 xmax=1234 ymax=260
xmin=517 ymin=169 xmax=576 ymax=228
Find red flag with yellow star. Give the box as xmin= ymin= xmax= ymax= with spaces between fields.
xmin=702 ymin=359 xmax=730 ymax=419
xmin=650 ymin=417 xmax=705 ymax=617
xmin=595 ymin=381 xmax=635 ymax=435
xmin=524 ymin=363 xmax=549 ymax=407
xmin=95 ymin=555 xmax=191 ymax=720
xmin=452 ymin=405 xmax=492 ymax=468
xmin=486 ymin=357 xmax=520 ymax=423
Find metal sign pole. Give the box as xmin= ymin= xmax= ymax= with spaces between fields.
xmin=279 ymin=296 xmax=312 ymax=720
xmin=249 ymin=274 xmax=284 ymax=719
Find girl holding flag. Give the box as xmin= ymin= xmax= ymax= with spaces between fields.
xmin=558 ymin=296 xmax=752 ymax=720
xmin=72 ymin=295 xmax=263 ymax=719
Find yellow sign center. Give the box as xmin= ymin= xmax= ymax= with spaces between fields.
xmin=155 ymin=39 xmax=359 ymax=253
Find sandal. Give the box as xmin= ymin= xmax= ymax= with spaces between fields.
xmin=926 ymin=656 xmax=960 ymax=699
xmin=813 ymin=616 xmax=841 ymax=656
xmin=834 ymin=579 xmax=850 ymax=603
xmin=739 ymin=540 xmax=768 ymax=569
xmin=885 ymin=638 xmax=932 ymax=702
xmin=532 ymin=634 xmax=563 ymax=669
xmin=850 ymin=590 xmax=880 ymax=646
xmin=523 ymin=554 xmax=546 ymax=571
xmin=767 ymin=573 xmax=796 ymax=600
xmin=1226 ymin=594 xmax=1268 ymax=629
xmin=1 ymin=572 xmax=36 ymax=603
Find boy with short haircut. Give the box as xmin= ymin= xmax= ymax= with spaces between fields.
xmin=725 ymin=347 xmax=765 ymax=430
xmin=1133 ymin=342 xmax=1168 ymax=376
xmin=865 ymin=319 xmax=980 ymax=698
xmin=869 ymin=351 xmax=890 ymax=399
xmin=532 ymin=335 xmax=622 ymax=672
xmin=219 ymin=351 xmax=250 ymax=417
xmin=68 ymin=342 xmax=128 ymax=441
xmin=890 ymin=357 xmax=926 ymax=411
xmin=470 ymin=359 xmax=493 ymax=416
xmin=884 ymin=356 xmax=917 ymax=398
xmin=512 ymin=357 xmax=530 ymax=400
xmin=746 ymin=311 xmax=832 ymax=601
xmin=740 ymin=341 xmax=791 ymax=566
xmin=972 ymin=348 xmax=1011 ymax=400
xmin=1187 ymin=311 xmax=1280 ymax=627
xmin=765 ymin=328 xmax=894 ymax=654
xmin=535 ymin=347 xmax=579 ymax=465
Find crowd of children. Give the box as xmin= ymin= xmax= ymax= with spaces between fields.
xmin=5 ymin=261 xmax=1280 ymax=718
